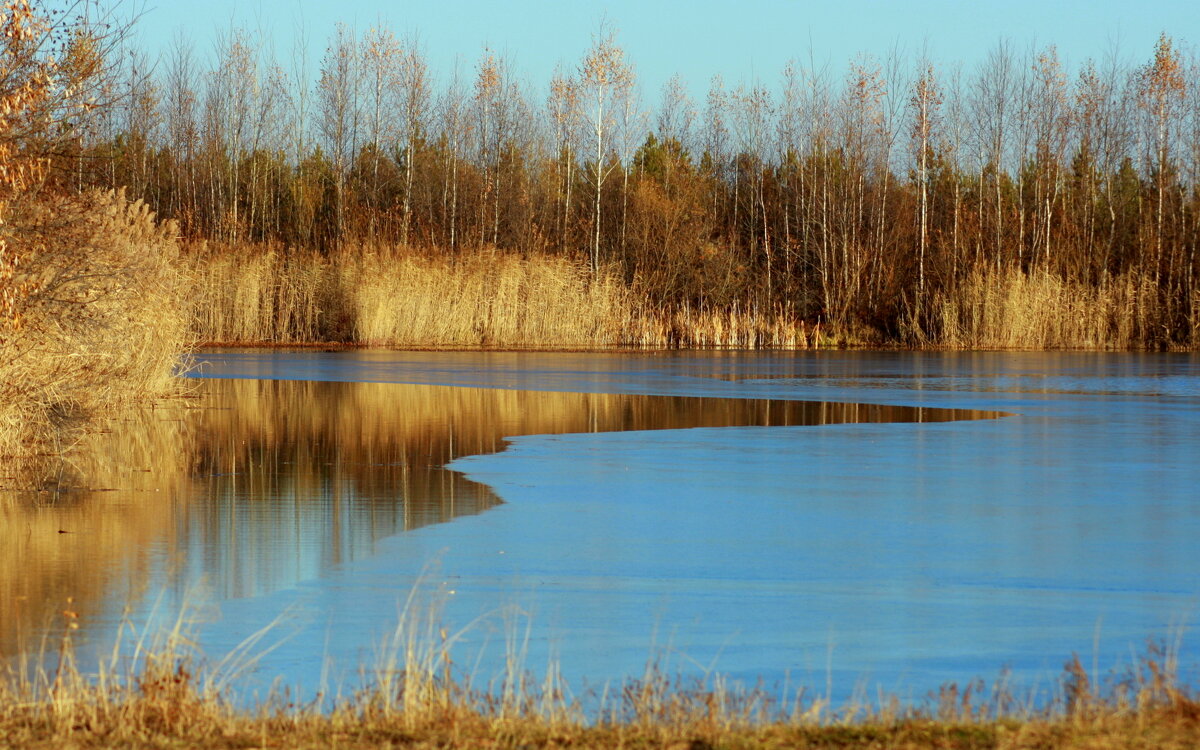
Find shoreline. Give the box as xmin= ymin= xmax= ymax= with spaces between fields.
xmin=4 ymin=625 xmax=1197 ymax=749
xmin=191 ymin=340 xmax=1198 ymax=353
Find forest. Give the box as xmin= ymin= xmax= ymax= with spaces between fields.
xmin=57 ymin=21 xmax=1200 ymax=349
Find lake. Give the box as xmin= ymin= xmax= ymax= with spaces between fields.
xmin=3 ymin=349 xmax=1198 ymax=708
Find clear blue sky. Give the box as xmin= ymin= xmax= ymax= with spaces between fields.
xmin=122 ymin=0 xmax=1198 ymax=99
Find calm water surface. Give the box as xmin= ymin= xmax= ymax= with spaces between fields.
xmin=3 ymin=350 xmax=1197 ymax=705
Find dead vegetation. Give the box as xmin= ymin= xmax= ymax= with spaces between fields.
xmin=0 ymin=1 xmax=189 ymax=462
xmin=1 ymin=597 xmax=1197 ymax=749
xmin=930 ymin=267 xmax=1192 ymax=350
xmin=0 ymin=190 xmax=189 ymax=460
xmin=182 ymin=241 xmax=816 ymax=349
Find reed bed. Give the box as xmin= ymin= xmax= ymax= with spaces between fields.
xmin=2 ymin=592 xmax=1197 ymax=749
xmin=182 ymin=242 xmax=814 ymax=349
xmin=0 ymin=190 xmax=190 ymax=461
xmin=639 ymin=301 xmax=814 ymax=349
xmin=185 ymin=242 xmax=1200 ymax=351
xmin=932 ymin=267 xmax=1175 ymax=350
xmin=185 ymin=243 xmax=639 ymax=348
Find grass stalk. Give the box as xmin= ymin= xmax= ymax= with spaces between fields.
xmin=2 ymin=595 xmax=1199 ymax=749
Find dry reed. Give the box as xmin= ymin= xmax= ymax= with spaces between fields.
xmin=0 ymin=190 xmax=190 ymax=461
xmin=185 ymin=242 xmax=1200 ymax=352
xmin=184 ymin=243 xmax=639 ymax=347
xmin=931 ymin=267 xmax=1171 ymax=350
xmin=2 ymin=593 xmax=1198 ymax=749
xmin=182 ymin=242 xmax=815 ymax=349
xmin=645 ymin=300 xmax=813 ymax=348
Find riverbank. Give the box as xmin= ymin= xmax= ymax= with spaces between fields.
xmin=3 ymin=629 xmax=1197 ymax=749
xmin=182 ymin=242 xmax=815 ymax=350
xmin=6 ymin=707 xmax=1199 ymax=749
xmin=181 ymin=242 xmax=1198 ymax=353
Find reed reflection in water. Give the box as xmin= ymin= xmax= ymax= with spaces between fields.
xmin=1 ymin=376 xmax=1005 ymax=657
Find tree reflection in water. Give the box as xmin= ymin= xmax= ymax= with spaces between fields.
xmin=0 ymin=377 xmax=1005 ymax=657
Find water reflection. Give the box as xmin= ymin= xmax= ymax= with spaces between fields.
xmin=0 ymin=377 xmax=1005 ymax=657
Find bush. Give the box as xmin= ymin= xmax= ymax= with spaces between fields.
xmin=0 ymin=189 xmax=188 ymax=458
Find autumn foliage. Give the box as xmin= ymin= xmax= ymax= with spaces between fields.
xmin=64 ymin=22 xmax=1200 ymax=349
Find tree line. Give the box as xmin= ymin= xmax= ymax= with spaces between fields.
xmin=60 ymin=23 xmax=1200 ymax=345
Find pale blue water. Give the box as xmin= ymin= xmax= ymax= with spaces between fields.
xmin=21 ymin=350 xmax=1200 ymax=708
xmin=167 ymin=350 xmax=1200 ymax=706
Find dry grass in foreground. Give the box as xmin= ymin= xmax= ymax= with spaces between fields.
xmin=2 ymin=597 xmax=1198 ymax=750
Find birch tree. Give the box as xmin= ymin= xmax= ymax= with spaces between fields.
xmin=547 ymin=65 xmax=578 ymax=251
xmin=908 ymin=61 xmax=941 ymax=300
xmin=577 ymin=27 xmax=633 ymax=274
xmin=1137 ymin=33 xmax=1185 ymax=285
xmin=317 ymin=23 xmax=361 ymax=245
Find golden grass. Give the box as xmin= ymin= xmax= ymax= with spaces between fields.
xmin=0 ymin=190 xmax=190 ymax=460
xmin=349 ymin=249 xmax=638 ymax=347
xmin=187 ymin=244 xmax=1200 ymax=351
xmin=639 ymin=301 xmax=814 ymax=349
xmin=184 ymin=243 xmax=637 ymax=347
xmin=183 ymin=242 xmax=1200 ymax=351
xmin=931 ymin=267 xmax=1170 ymax=350
xmin=2 ymin=593 xmax=1198 ymax=749
xmin=182 ymin=242 xmax=814 ymax=349
xmin=185 ymin=244 xmax=331 ymax=344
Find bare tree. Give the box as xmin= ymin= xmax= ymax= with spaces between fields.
xmin=547 ymin=64 xmax=578 ymax=251
xmin=833 ymin=57 xmax=885 ymax=320
xmin=656 ymin=73 xmax=695 ymax=164
xmin=617 ymin=79 xmax=647 ymax=258
xmin=731 ymin=80 xmax=774 ymax=296
xmin=1137 ymin=33 xmax=1186 ymax=286
xmin=577 ymin=26 xmax=633 ymax=273
xmin=702 ymin=74 xmax=730 ymax=238
xmin=942 ymin=64 xmax=968 ymax=282
xmin=1027 ymin=46 xmax=1069 ymax=268
xmin=908 ymin=60 xmax=942 ymax=300
xmin=971 ymin=42 xmax=1015 ymax=265
xmin=438 ymin=59 xmax=470 ymax=250
xmin=317 ymin=23 xmax=361 ymax=245
xmin=162 ymin=33 xmax=199 ymax=230
xmin=359 ymin=24 xmax=402 ymax=236
xmin=394 ymin=34 xmax=429 ymax=247
xmin=473 ymin=47 xmax=519 ymax=247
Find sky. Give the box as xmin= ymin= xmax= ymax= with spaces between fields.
xmin=118 ymin=0 xmax=1199 ymax=101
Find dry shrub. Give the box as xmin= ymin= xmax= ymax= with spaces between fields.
xmin=0 ymin=189 xmax=188 ymax=459
xmin=0 ymin=2 xmax=189 ymax=458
